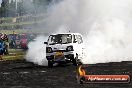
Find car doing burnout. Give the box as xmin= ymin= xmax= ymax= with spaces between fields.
xmin=44 ymin=33 xmax=85 ymax=67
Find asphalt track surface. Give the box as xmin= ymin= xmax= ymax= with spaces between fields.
xmin=0 ymin=60 xmax=132 ymax=88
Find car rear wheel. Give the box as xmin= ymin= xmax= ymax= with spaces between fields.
xmin=72 ymin=58 xmax=78 ymax=66
xmin=48 ymin=60 xmax=53 ymax=68
xmin=72 ymin=57 xmax=82 ymax=66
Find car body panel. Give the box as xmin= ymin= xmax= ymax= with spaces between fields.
xmin=45 ymin=33 xmax=85 ymax=65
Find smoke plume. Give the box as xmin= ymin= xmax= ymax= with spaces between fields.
xmin=26 ymin=36 xmax=48 ymax=66
xmin=26 ymin=0 xmax=132 ymax=65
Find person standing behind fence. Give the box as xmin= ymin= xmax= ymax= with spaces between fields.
xmin=12 ymin=31 xmax=17 ymax=49
xmin=0 ymin=38 xmax=4 ymax=60
xmin=2 ymin=34 xmax=9 ymax=55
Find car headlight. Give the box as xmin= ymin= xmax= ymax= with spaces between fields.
xmin=46 ymin=47 xmax=53 ymax=53
xmin=67 ymin=46 xmax=74 ymax=51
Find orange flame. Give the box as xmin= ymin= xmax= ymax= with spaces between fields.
xmin=78 ymin=65 xmax=86 ymax=76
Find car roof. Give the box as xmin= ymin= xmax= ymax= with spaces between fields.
xmin=50 ymin=33 xmax=82 ymax=36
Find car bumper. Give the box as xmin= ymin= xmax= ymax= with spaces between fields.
xmin=46 ymin=51 xmax=74 ymax=56
xmin=46 ymin=52 xmax=74 ymax=62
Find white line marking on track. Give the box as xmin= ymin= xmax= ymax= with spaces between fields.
xmin=2 ymin=72 xmax=10 ymax=75
xmin=40 ymin=71 xmax=46 ymax=73
xmin=19 ymin=71 xmax=29 ymax=74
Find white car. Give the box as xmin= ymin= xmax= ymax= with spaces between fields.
xmin=44 ymin=33 xmax=85 ymax=67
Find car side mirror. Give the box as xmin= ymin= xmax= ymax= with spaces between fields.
xmin=44 ymin=42 xmax=48 ymax=44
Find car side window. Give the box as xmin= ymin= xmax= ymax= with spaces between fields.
xmin=48 ymin=36 xmax=55 ymax=44
xmin=73 ymin=35 xmax=77 ymax=43
xmin=77 ymin=35 xmax=83 ymax=44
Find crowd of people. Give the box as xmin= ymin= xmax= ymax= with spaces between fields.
xmin=0 ymin=32 xmax=36 ymax=60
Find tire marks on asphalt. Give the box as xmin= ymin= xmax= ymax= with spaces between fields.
xmin=1 ymin=70 xmax=47 ymax=75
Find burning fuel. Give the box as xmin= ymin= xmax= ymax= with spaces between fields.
xmin=78 ymin=66 xmax=86 ymax=76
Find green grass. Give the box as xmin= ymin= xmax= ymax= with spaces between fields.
xmin=0 ymin=19 xmax=47 ymax=27
xmin=0 ymin=13 xmax=47 ymax=21
xmin=0 ymin=29 xmax=47 ymax=34
xmin=2 ymin=49 xmax=26 ymax=60
xmin=0 ymin=17 xmax=13 ymax=21
xmin=0 ymin=29 xmax=29 ymax=34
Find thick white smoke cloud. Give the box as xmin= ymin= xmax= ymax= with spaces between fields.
xmin=26 ymin=0 xmax=132 ymax=65
xmin=47 ymin=0 xmax=132 ymax=34
xmin=26 ymin=36 xmax=48 ymax=66
xmin=25 ymin=27 xmax=68 ymax=66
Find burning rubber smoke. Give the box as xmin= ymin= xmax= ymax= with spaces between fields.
xmin=26 ymin=0 xmax=132 ymax=65
xmin=26 ymin=36 xmax=48 ymax=66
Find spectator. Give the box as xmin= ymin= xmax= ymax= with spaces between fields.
xmin=0 ymin=38 xmax=4 ymax=60
xmin=2 ymin=34 xmax=9 ymax=55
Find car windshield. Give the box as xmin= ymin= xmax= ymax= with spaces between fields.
xmin=48 ymin=34 xmax=72 ymax=45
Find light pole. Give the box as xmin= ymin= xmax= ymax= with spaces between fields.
xmin=15 ymin=0 xmax=17 ymax=11
xmin=15 ymin=0 xmax=19 ymax=17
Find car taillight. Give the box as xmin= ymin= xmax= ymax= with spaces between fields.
xmin=66 ymin=46 xmax=74 ymax=51
xmin=46 ymin=47 xmax=53 ymax=53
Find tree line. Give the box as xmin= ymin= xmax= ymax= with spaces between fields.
xmin=0 ymin=0 xmax=53 ymax=17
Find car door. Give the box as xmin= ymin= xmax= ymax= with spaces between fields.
xmin=73 ymin=34 xmax=84 ymax=59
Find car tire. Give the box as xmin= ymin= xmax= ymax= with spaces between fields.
xmin=72 ymin=57 xmax=78 ymax=66
xmin=48 ymin=60 xmax=53 ymax=68
xmin=72 ymin=58 xmax=82 ymax=66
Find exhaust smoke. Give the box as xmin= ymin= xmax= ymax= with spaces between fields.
xmin=26 ymin=36 xmax=48 ymax=66
xmin=26 ymin=0 xmax=132 ymax=65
